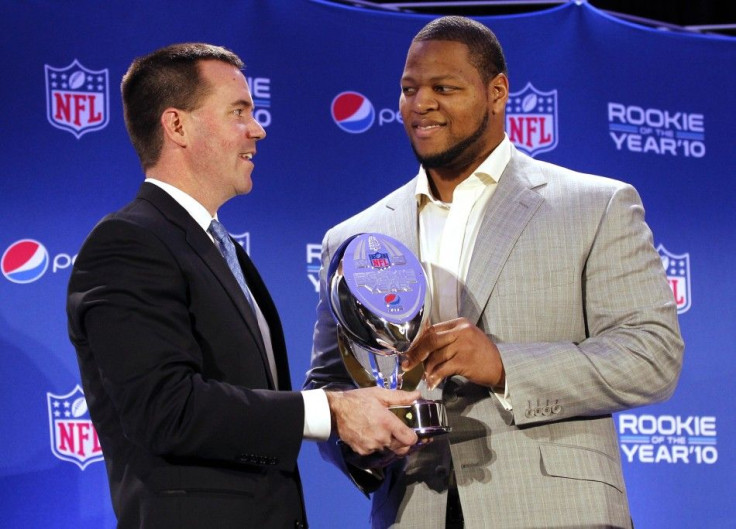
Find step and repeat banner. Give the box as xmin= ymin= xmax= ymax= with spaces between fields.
xmin=1 ymin=1 xmax=734 ymax=527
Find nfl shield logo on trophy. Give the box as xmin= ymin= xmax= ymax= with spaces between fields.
xmin=47 ymin=385 xmax=103 ymax=469
xmin=45 ymin=59 xmax=109 ymax=139
xmin=369 ymin=252 xmax=391 ymax=269
xmin=506 ymin=82 xmax=558 ymax=157
xmin=657 ymin=244 xmax=691 ymax=314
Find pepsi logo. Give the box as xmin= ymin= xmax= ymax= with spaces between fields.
xmin=384 ymin=293 xmax=401 ymax=306
xmin=2 ymin=239 xmax=49 ymax=284
xmin=331 ymin=91 xmax=375 ymax=134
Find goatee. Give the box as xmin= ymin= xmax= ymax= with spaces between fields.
xmin=411 ymin=111 xmax=489 ymax=171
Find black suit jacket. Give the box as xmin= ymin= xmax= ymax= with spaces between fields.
xmin=67 ymin=183 xmax=307 ymax=528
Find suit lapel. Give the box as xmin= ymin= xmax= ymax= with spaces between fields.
xmin=136 ymin=184 xmax=273 ymax=381
xmin=234 ymin=243 xmax=292 ymax=391
xmin=384 ymin=179 xmax=420 ymax=255
xmin=461 ymin=149 xmax=547 ymax=324
xmin=380 ymin=161 xmax=547 ymax=327
xmin=186 ymin=225 xmax=270 ymax=363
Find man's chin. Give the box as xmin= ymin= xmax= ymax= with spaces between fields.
xmin=415 ymin=151 xmax=455 ymax=169
xmin=237 ymin=177 xmax=254 ymax=195
xmin=411 ymin=145 xmax=446 ymax=167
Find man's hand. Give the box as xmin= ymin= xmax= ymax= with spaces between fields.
xmin=401 ymin=318 xmax=505 ymax=390
xmin=343 ymin=437 xmax=432 ymax=471
xmin=327 ymin=387 xmax=420 ymax=456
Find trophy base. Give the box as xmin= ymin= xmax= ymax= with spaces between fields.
xmin=390 ymin=399 xmax=451 ymax=438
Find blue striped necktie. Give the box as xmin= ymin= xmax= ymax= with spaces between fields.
xmin=208 ymin=219 xmax=258 ymax=314
xmin=208 ymin=219 xmax=279 ymax=387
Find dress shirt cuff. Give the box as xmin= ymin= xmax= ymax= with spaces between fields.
xmin=302 ymin=389 xmax=332 ymax=441
xmin=491 ymin=380 xmax=513 ymax=411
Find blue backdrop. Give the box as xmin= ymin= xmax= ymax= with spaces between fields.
xmin=1 ymin=1 xmax=734 ymax=527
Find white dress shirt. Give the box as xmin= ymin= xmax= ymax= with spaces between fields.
xmin=145 ymin=178 xmax=331 ymax=440
xmin=415 ymin=135 xmax=513 ymax=409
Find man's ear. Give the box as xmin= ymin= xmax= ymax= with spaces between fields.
xmin=489 ymin=73 xmax=509 ymax=116
xmin=161 ymin=108 xmax=187 ymax=147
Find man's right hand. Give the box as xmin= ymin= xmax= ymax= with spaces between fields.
xmin=326 ymin=387 xmax=420 ymax=456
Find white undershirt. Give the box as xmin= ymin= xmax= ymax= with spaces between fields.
xmin=415 ymin=135 xmax=513 ymax=409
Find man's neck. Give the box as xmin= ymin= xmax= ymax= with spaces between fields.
xmin=426 ymin=152 xmax=490 ymax=202
xmin=146 ymin=167 xmax=220 ymax=217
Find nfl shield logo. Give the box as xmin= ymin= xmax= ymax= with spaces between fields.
xmin=657 ymin=244 xmax=691 ymax=314
xmin=506 ymin=82 xmax=558 ymax=157
xmin=47 ymin=385 xmax=103 ymax=470
xmin=45 ymin=59 xmax=109 ymax=139
xmin=370 ymin=252 xmax=391 ymax=269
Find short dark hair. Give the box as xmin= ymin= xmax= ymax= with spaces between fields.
xmin=121 ymin=43 xmax=244 ymax=170
xmin=413 ymin=16 xmax=507 ymax=82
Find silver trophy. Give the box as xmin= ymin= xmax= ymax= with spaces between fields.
xmin=328 ymin=233 xmax=450 ymax=437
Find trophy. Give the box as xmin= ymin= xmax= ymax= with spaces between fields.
xmin=328 ymin=232 xmax=450 ymax=437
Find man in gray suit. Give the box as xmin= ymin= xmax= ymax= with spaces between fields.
xmin=305 ymin=16 xmax=683 ymax=529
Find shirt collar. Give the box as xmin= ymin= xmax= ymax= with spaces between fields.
xmin=415 ymin=134 xmax=512 ymax=206
xmin=145 ymin=178 xmax=216 ymax=233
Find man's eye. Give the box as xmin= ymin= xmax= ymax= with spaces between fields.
xmin=233 ymin=109 xmax=243 ymax=116
xmin=401 ymin=87 xmax=416 ymax=95
xmin=435 ymin=86 xmax=454 ymax=93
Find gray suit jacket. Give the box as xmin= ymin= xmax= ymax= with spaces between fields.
xmin=305 ymin=146 xmax=683 ymax=528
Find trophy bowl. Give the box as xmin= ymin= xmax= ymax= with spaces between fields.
xmin=327 ymin=232 xmax=450 ymax=437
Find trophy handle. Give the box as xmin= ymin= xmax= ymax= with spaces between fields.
xmin=397 ymin=353 xmax=424 ymax=391
xmin=337 ymin=325 xmax=425 ymax=391
xmin=337 ymin=326 xmax=378 ymax=388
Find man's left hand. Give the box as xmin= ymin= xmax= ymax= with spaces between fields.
xmin=401 ymin=318 xmax=505 ymax=390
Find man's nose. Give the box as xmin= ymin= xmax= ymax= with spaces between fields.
xmin=248 ymin=118 xmax=266 ymax=140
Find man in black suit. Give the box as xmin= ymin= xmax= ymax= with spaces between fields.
xmin=67 ymin=43 xmax=420 ymax=529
